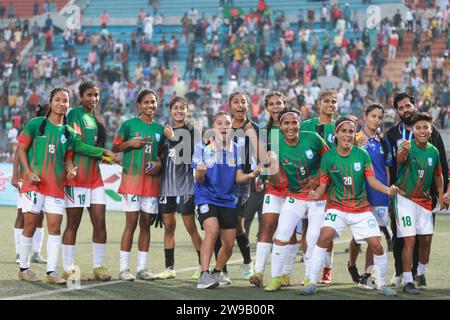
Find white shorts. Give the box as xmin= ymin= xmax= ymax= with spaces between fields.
xmin=64 ymin=186 xmax=106 ymax=208
xmin=22 ymin=191 xmax=64 ymax=215
xmin=394 ymin=194 xmax=434 ymax=238
xmin=276 ymin=198 xmax=326 ymax=242
xmin=261 ymin=194 xmax=284 ymax=214
xmin=122 ymin=194 xmax=158 ymax=214
xmin=372 ymin=206 xmax=389 ymax=227
xmin=322 ymin=209 xmax=380 ymax=244
xmin=17 ymin=193 xmax=22 ymax=210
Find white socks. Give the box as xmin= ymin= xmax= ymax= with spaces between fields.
xmin=19 ymin=235 xmax=33 ymax=269
xmin=417 ymin=262 xmax=428 ymax=276
xmin=14 ymin=228 xmax=22 ymax=255
xmin=403 ymin=271 xmax=414 ymax=284
xmin=46 ymin=235 xmax=61 ymax=273
xmin=308 ymin=245 xmax=327 ymax=284
xmin=33 ymin=228 xmax=44 ymax=254
xmin=92 ymin=242 xmax=106 ymax=268
xmin=324 ymin=250 xmax=334 ymax=268
xmin=271 ymin=244 xmax=288 ymax=278
xmin=255 ymin=242 xmax=272 ymax=273
xmin=137 ymin=251 xmax=148 ymax=272
xmin=281 ymin=243 xmax=299 ymax=276
xmin=62 ymin=244 xmax=75 ymax=272
xmin=120 ymin=251 xmax=130 ymax=272
xmin=373 ymin=252 xmax=388 ymax=288
xmin=15 ymin=228 xmax=44 ymax=255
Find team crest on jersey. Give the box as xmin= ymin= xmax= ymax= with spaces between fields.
xmin=61 ymin=135 xmax=67 ymax=144
xmin=354 ymin=162 xmax=361 ymax=171
xmin=155 ymin=133 xmax=161 ymax=142
xmin=428 ymin=157 xmax=433 ymax=166
xmin=306 ymin=149 xmax=314 ymax=159
xmin=367 ymin=218 xmax=377 ymax=229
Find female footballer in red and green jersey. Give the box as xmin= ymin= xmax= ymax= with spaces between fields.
xmin=300 ymin=116 xmax=399 ymax=297
xmin=299 ymin=89 xmax=338 ymax=284
xmin=264 ymin=108 xmax=329 ymax=292
xmin=112 ymin=89 xmax=165 ymax=281
xmin=17 ymin=87 xmax=115 ymax=284
xmin=62 ymin=81 xmax=111 ymax=281
xmin=395 ymin=112 xmax=444 ymax=294
xmin=250 ymin=91 xmax=299 ymax=288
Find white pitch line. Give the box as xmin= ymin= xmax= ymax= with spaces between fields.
xmin=3 ymin=238 xmax=351 ymax=300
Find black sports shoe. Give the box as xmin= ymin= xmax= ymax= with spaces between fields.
xmin=347 ymin=262 xmax=360 ymax=284
xmin=403 ymin=282 xmax=420 ymax=294
xmin=358 ymin=272 xmax=376 ymax=290
xmin=415 ymin=274 xmax=427 ymax=290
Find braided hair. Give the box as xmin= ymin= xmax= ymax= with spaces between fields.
xmin=38 ymin=87 xmax=71 ymax=141
xmin=79 ymin=81 xmax=106 ymax=147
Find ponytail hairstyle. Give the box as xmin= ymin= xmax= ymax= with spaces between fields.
xmin=264 ymin=91 xmax=287 ymax=132
xmin=39 ymin=87 xmax=71 ymax=141
xmin=35 ymin=103 xmax=50 ymax=117
xmin=79 ymin=81 xmax=106 ymax=147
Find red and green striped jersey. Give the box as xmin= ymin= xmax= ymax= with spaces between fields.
xmin=277 ymin=131 xmax=329 ymax=200
xmin=65 ymin=107 xmax=103 ymax=188
xmin=320 ymin=146 xmax=375 ymax=213
xmin=18 ymin=117 xmax=104 ymax=198
xmin=300 ymin=117 xmax=336 ymax=148
xmin=396 ymin=141 xmax=442 ymax=210
xmin=113 ymin=117 xmax=165 ymax=196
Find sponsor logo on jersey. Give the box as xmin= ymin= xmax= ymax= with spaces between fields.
xmin=428 ymin=157 xmax=433 ymax=166
xmin=135 ymin=132 xmax=140 ymax=137
xmin=155 ymin=133 xmax=161 ymax=142
xmin=306 ymin=149 xmax=314 ymax=159
xmin=354 ymin=162 xmax=361 ymax=171
xmin=331 ymin=165 xmax=338 ymax=172
xmin=61 ymin=134 xmax=67 ymax=144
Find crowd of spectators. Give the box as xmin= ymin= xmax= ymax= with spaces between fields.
xmin=0 ymin=0 xmax=449 ymax=162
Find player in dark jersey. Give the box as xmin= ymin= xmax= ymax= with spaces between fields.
xmin=11 ymin=104 xmax=49 ymax=265
xmin=62 ymin=81 xmax=111 ymax=282
xmin=394 ymin=112 xmax=444 ymax=294
xmin=156 ymin=96 xmax=203 ymax=280
xmin=214 ymin=91 xmax=259 ymax=280
xmin=300 ymin=116 xmax=398 ymax=297
xmin=112 ymin=89 xmax=165 ymax=281
xmin=17 ymin=87 xmax=115 ymax=284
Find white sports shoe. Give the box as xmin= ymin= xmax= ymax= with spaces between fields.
xmin=390 ymin=274 xmax=403 ymax=287
xmin=119 ymin=269 xmax=136 ymax=281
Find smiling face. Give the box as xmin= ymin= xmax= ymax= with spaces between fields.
xmin=413 ymin=119 xmax=432 ymax=144
xmin=230 ymin=93 xmax=248 ymax=122
xmin=138 ymin=93 xmax=158 ymax=119
xmin=213 ymin=114 xmax=232 ymax=143
xmin=396 ymin=97 xmax=416 ymax=125
xmin=170 ymin=100 xmax=187 ymax=123
xmin=50 ymin=90 xmax=70 ymax=116
xmin=80 ymin=87 xmax=100 ymax=113
xmin=364 ymin=107 xmax=384 ymax=132
xmin=318 ymin=93 xmax=337 ymax=117
xmin=280 ymin=114 xmax=300 ymax=142
xmin=336 ymin=122 xmax=356 ymax=149
xmin=266 ymin=95 xmax=285 ymax=123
